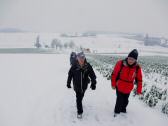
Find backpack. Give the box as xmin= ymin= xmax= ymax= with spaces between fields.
xmin=116 ymin=60 xmax=139 ymax=84
xmin=70 ymin=52 xmax=77 ymax=66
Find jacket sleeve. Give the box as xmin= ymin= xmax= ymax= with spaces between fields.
xmin=88 ymin=64 xmax=97 ymax=85
xmin=136 ymin=66 xmax=143 ymax=94
xmin=67 ymin=66 xmax=73 ymax=86
xmin=111 ymin=60 xmax=122 ymax=88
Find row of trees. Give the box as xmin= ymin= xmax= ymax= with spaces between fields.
xmin=34 ymin=35 xmax=76 ymax=49
xmin=50 ymin=39 xmax=75 ymax=50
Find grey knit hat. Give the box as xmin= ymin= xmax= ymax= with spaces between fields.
xmin=77 ymin=52 xmax=85 ymax=59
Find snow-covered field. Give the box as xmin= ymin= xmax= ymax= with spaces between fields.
xmin=0 ymin=33 xmax=168 ymax=56
xmin=0 ymin=54 xmax=167 ymax=126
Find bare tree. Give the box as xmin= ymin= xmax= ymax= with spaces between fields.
xmin=51 ymin=39 xmax=62 ymax=50
xmin=35 ymin=35 xmax=42 ymax=48
xmin=69 ymin=40 xmax=75 ymax=49
xmin=64 ymin=43 xmax=68 ymax=49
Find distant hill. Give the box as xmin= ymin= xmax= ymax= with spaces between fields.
xmin=0 ymin=28 xmax=26 ymax=33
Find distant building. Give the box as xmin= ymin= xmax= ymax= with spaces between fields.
xmin=81 ymin=47 xmax=91 ymax=53
xmin=144 ymin=34 xmax=161 ymax=46
xmin=160 ymin=38 xmax=168 ymax=47
xmin=82 ymin=32 xmax=96 ymax=37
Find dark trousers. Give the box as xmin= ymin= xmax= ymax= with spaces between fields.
xmin=75 ymin=91 xmax=85 ymax=114
xmin=114 ymin=89 xmax=130 ymax=114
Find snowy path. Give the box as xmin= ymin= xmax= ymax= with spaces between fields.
xmin=0 ymin=54 xmax=167 ymax=126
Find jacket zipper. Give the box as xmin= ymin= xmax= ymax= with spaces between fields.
xmin=81 ymin=71 xmax=83 ymax=93
xmin=128 ymin=68 xmax=131 ymax=81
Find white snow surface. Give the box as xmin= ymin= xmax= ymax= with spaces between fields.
xmin=0 ymin=54 xmax=167 ymax=126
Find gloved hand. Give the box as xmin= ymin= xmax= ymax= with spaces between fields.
xmin=112 ymin=86 xmax=116 ymax=90
xmin=67 ymin=84 xmax=71 ymax=88
xmin=90 ymin=84 xmax=96 ymax=90
xmin=87 ymin=78 xmax=91 ymax=84
xmin=137 ymin=92 xmax=142 ymax=95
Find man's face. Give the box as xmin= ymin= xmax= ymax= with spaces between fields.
xmin=77 ymin=57 xmax=85 ymax=66
xmin=127 ymin=57 xmax=136 ymax=65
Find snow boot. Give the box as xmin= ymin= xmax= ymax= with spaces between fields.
xmin=114 ymin=113 xmax=119 ymax=117
xmin=77 ymin=114 xmax=82 ymax=119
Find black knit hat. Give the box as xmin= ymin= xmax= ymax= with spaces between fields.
xmin=128 ymin=49 xmax=138 ymax=60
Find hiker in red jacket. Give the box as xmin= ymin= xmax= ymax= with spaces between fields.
xmin=111 ymin=49 xmax=143 ymax=117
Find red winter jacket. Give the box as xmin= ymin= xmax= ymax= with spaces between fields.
xmin=111 ymin=59 xmax=143 ymax=94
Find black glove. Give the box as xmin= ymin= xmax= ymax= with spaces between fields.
xmin=90 ymin=84 xmax=96 ymax=90
xmin=87 ymin=78 xmax=91 ymax=84
xmin=67 ymin=84 xmax=71 ymax=88
xmin=92 ymin=79 xmax=97 ymax=85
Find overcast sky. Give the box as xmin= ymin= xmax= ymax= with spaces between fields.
xmin=0 ymin=0 xmax=168 ymax=36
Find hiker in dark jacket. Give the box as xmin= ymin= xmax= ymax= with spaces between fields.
xmin=67 ymin=52 xmax=97 ymax=118
xmin=111 ymin=49 xmax=143 ymax=117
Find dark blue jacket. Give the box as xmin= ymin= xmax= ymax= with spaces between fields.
xmin=67 ymin=61 xmax=96 ymax=92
